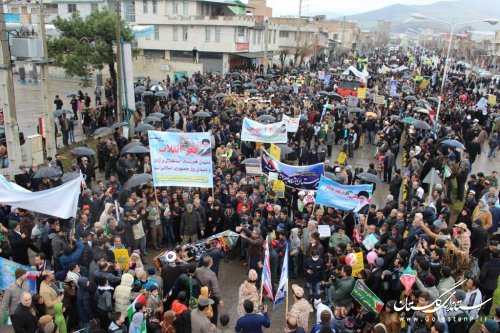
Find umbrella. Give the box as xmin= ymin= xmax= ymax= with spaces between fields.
xmin=177 ymin=77 xmax=187 ymax=83
xmin=135 ymin=124 xmax=154 ymax=132
xmin=249 ymin=89 xmax=259 ymax=94
xmin=276 ymin=144 xmax=293 ymax=154
xmin=329 ymin=93 xmax=343 ymax=102
xmin=390 ymin=115 xmax=401 ymax=121
xmin=356 ymin=172 xmax=381 ymax=183
xmin=150 ymin=85 xmax=164 ymax=92
xmin=215 ymin=93 xmax=226 ymax=99
xmin=319 ymin=91 xmax=330 ymax=96
xmin=442 ymin=139 xmax=465 ymax=150
xmin=121 ymin=141 xmax=143 ymax=153
xmin=402 ymin=117 xmax=416 ymax=124
xmin=124 ymin=173 xmax=153 ymax=189
xmin=93 ymin=127 xmax=113 ymax=137
xmin=256 ymin=78 xmax=265 ymax=83
xmin=402 ymin=85 xmax=413 ymax=91
xmin=365 ymin=112 xmax=377 ymax=118
xmin=187 ymin=85 xmax=198 ymax=91
xmin=427 ymin=97 xmax=439 ymax=104
xmin=62 ymin=172 xmax=81 ymax=183
xmin=149 ymin=112 xmax=165 ymax=119
xmin=348 ymin=107 xmax=363 ymax=113
xmin=155 ymin=91 xmax=168 ymax=98
xmin=244 ymin=83 xmax=257 ymax=89
xmin=390 ymin=93 xmax=401 ymax=98
xmin=232 ymin=80 xmax=242 ymax=85
xmin=412 ymin=120 xmax=431 ymax=130
xmin=404 ymin=96 xmax=417 ymax=101
xmin=325 ymin=172 xmax=344 ymax=182
xmin=134 ymin=86 xmax=146 ymax=94
xmin=33 ymin=167 xmax=62 ymax=178
xmin=489 ymin=113 xmax=500 ymax=118
xmin=111 ymin=121 xmax=128 ymax=129
xmin=143 ymin=116 xmax=162 ymax=123
xmin=135 ymin=101 xmax=145 ymax=108
xmin=166 ymin=128 xmax=182 ymax=132
xmin=258 ymin=115 xmax=276 ymax=122
xmin=194 ymin=111 xmax=211 ymax=118
xmin=66 ymin=92 xmax=77 ymax=98
xmin=201 ymin=86 xmax=212 ymax=92
xmin=53 ymin=109 xmax=73 ymax=118
xmin=279 ymin=86 xmax=292 ymax=92
xmin=264 ymin=88 xmax=274 ymax=93
xmin=142 ymin=91 xmax=154 ymax=97
xmin=121 ymin=145 xmax=150 ymax=154
xmin=241 ymin=158 xmax=260 ymax=165
xmin=266 ymin=74 xmax=275 ymax=79
xmin=423 ymin=168 xmax=442 ymax=185
xmin=71 ymin=146 xmax=96 ymax=156
xmin=335 ymin=105 xmax=347 ymax=111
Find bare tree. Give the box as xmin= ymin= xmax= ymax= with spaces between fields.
xmin=278 ymin=48 xmax=291 ymax=70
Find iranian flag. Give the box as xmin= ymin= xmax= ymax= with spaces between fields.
xmin=127 ymin=294 xmax=147 ymax=333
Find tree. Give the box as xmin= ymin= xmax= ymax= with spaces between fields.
xmin=278 ymin=48 xmax=290 ymax=70
xmin=48 ymin=10 xmax=135 ymax=109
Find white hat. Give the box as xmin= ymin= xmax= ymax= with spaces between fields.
xmin=165 ymin=251 xmax=176 ymax=263
xmin=298 ymin=191 xmax=305 ymax=196
xmin=415 ymin=146 xmax=422 ymax=155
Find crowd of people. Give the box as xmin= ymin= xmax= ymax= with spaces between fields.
xmin=1 ymin=46 xmax=500 ymax=333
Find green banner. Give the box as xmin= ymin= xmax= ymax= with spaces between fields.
xmin=351 ymin=280 xmax=384 ymax=316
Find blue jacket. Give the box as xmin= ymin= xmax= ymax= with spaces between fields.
xmin=76 ymin=277 xmax=93 ymax=323
xmin=235 ymin=313 xmax=271 ymax=333
xmin=310 ymin=322 xmax=336 ymax=333
xmin=60 ymin=240 xmax=84 ymax=271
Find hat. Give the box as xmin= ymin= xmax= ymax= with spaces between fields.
xmin=150 ymin=285 xmax=159 ymax=292
xmin=291 ymin=284 xmax=304 ymax=298
xmin=15 ymin=268 xmax=27 ymax=280
xmin=277 ymin=223 xmax=285 ymax=231
xmin=415 ymin=146 xmax=422 ymax=155
xmin=308 ymin=220 xmax=317 ymax=226
xmin=375 ymin=258 xmax=384 ymax=268
xmin=454 ymin=289 xmax=466 ymax=302
xmin=198 ymin=296 xmax=215 ymax=306
xmin=490 ymin=240 xmax=499 ymax=246
xmin=456 ymin=222 xmax=468 ymax=230
xmin=147 ymin=266 xmax=155 ymax=276
xmin=468 ymin=190 xmax=475 ymax=195
xmin=165 ymin=251 xmax=176 ymax=263
xmin=298 ymin=191 xmax=305 ymax=196
xmin=484 ymin=319 xmax=499 ymax=333
xmin=225 ymin=203 xmax=232 ymax=209
xmin=248 ymin=269 xmax=258 ymax=282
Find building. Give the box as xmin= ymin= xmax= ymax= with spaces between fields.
xmin=315 ymin=19 xmax=360 ymax=50
xmin=134 ymin=0 xmax=281 ymax=75
xmin=375 ymin=19 xmax=391 ymax=45
xmin=246 ymin=0 xmax=272 ymax=18
xmin=51 ymin=0 xmax=114 ymax=20
xmin=4 ymin=0 xmax=58 ymax=24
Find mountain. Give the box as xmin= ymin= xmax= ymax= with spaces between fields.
xmin=337 ymin=0 xmax=500 ymax=32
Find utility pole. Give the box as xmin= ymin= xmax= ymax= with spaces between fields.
xmin=264 ymin=17 xmax=269 ymax=75
xmin=0 ymin=1 xmax=22 ymax=169
xmin=39 ymin=0 xmax=57 ymax=159
xmin=115 ymin=1 xmax=123 ymax=122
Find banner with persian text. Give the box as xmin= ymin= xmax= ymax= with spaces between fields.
xmin=241 ymin=118 xmax=288 ymax=143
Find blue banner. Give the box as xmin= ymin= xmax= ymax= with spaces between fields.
xmin=0 ymin=257 xmax=36 ymax=293
xmin=261 ymin=150 xmax=324 ymax=190
xmin=148 ymin=131 xmax=213 ymax=188
xmin=241 ymin=118 xmax=288 ymax=143
xmin=315 ymin=176 xmax=373 ymax=212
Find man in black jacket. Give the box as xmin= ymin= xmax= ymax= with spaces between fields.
xmin=480 ymin=249 xmax=500 ymax=315
xmin=11 ymin=292 xmax=39 ymax=333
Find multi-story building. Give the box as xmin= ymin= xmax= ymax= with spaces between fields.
xmin=51 ymin=0 xmax=114 ymax=19
xmin=375 ymin=20 xmax=391 ymax=45
xmin=5 ymin=0 xmax=58 ymax=24
xmin=313 ymin=17 xmax=360 ymax=51
xmin=134 ymin=0 xmax=281 ymax=74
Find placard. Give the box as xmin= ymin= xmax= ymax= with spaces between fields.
xmin=318 ymin=225 xmax=331 ymax=238
xmin=357 ymin=87 xmax=366 ymax=99
xmin=351 ymin=252 xmax=365 ymax=276
xmin=488 ymin=94 xmax=497 ymax=105
xmin=272 ymin=180 xmax=285 ymax=198
xmin=351 ymin=280 xmax=384 ymax=316
xmin=270 ymin=144 xmax=281 ymax=160
xmin=374 ymin=95 xmax=386 ymax=105
xmin=113 ymin=248 xmax=130 ymax=270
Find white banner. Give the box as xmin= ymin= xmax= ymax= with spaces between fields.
xmin=282 ymin=114 xmax=300 ymax=133
xmin=0 ymin=174 xmax=83 ymax=219
xmin=241 ymin=118 xmax=287 ymax=143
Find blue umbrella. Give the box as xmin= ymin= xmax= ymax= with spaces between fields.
xmin=442 ymin=139 xmax=465 ymax=150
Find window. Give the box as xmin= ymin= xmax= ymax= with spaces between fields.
xmin=10 ymin=7 xmax=19 ymax=13
xmin=236 ymin=27 xmax=245 ymax=41
xmin=257 ymin=30 xmax=262 ymax=44
xmin=154 ymin=25 xmax=160 ymax=40
xmin=182 ymin=26 xmax=188 ymax=41
xmin=124 ymin=0 xmax=135 ymax=22
xmin=31 ymin=7 xmax=37 ymax=14
xmin=205 ymin=26 xmax=211 ymax=42
xmin=279 ymin=31 xmax=289 ymax=38
xmin=252 ymin=29 xmax=256 ymax=44
xmin=172 ymin=1 xmax=178 ymax=14
xmin=173 ymin=26 xmax=178 ymax=41
xmin=67 ymin=4 xmax=77 ymax=13
xmin=273 ymin=30 xmax=276 ymax=44
xmin=152 ymin=0 xmax=157 ymax=14
xmin=21 ymin=6 xmax=27 ymax=13
xmin=91 ymin=3 xmax=98 ymax=11
xmin=143 ymin=0 xmax=147 ymax=13
xmin=182 ymin=1 xmax=188 ymax=16
xmin=143 ymin=49 xmax=165 ymax=58
xmin=215 ymin=26 xmax=221 ymax=42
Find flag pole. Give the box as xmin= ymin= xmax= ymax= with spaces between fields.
xmin=285 ymin=276 xmax=289 ymax=313
xmin=259 ymin=271 xmax=264 ymax=306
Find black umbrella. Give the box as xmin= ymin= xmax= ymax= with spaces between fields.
xmin=33 ymin=167 xmax=62 ymax=178
xmin=348 ymin=107 xmax=363 ymax=113
xmin=279 ymin=86 xmax=292 ymax=92
xmin=121 ymin=145 xmax=150 ymax=154
xmin=135 ymin=124 xmax=155 ymax=132
xmin=258 ymin=115 xmax=276 ymax=122
xmin=404 ymin=96 xmax=417 ymax=101
xmin=142 ymin=91 xmax=154 ymax=97
xmin=356 ymin=172 xmax=381 ymax=183
xmin=194 ymin=111 xmax=211 ymax=118
xmin=66 ymin=92 xmax=78 ymax=98
xmin=390 ymin=93 xmax=401 ymax=98
xmin=215 ymin=93 xmax=226 ymax=99
xmin=54 ymin=109 xmax=74 ymax=118
xmin=264 ymin=88 xmax=274 ymax=93
xmin=111 ymin=121 xmax=128 ymax=129
xmin=325 ymin=172 xmax=344 ymax=182
xmin=93 ymin=127 xmax=113 ymax=137
xmin=249 ymin=89 xmax=259 ymax=94
xmin=71 ymin=146 xmax=96 ymax=156
xmin=177 ymin=78 xmax=187 ymax=83
xmin=329 ymin=93 xmax=343 ymax=102
xmin=187 ymin=85 xmax=198 ymax=91
xmin=124 ymin=173 xmax=153 ymax=189
xmin=134 ymin=86 xmax=146 ymax=94
xmin=335 ymin=105 xmax=347 ymax=111
xmin=427 ymin=97 xmax=439 ymax=104
xmin=244 ymin=83 xmax=257 ymax=89
xmin=412 ymin=120 xmax=431 ymax=130
xmin=276 ymin=144 xmax=293 ymax=154
xmin=390 ymin=115 xmax=401 ymax=122
xmin=155 ymin=91 xmax=168 ymax=98
xmin=62 ymin=172 xmax=81 ymax=183
xmin=201 ymin=86 xmax=212 ymax=92
xmin=121 ymin=141 xmax=143 ymax=153
xmin=135 ymin=101 xmax=145 ymax=108
xmin=143 ymin=116 xmax=162 ymax=123
xmin=166 ymin=128 xmax=182 ymax=132
xmin=241 ymin=158 xmax=260 ymax=165
xmin=150 ymin=112 xmax=165 ymax=119
xmin=256 ymin=78 xmax=265 ymax=83
xmin=319 ymin=91 xmax=330 ymax=96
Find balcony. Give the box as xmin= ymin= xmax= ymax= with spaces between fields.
xmin=134 ymin=14 xmax=256 ymax=27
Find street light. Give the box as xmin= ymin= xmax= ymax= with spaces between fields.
xmin=409 ymin=14 xmax=498 ymax=201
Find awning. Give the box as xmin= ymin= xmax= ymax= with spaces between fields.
xmin=234 ymin=51 xmax=274 ymax=59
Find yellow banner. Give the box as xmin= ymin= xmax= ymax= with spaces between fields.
xmin=270 ymin=144 xmax=281 ymax=160
xmin=352 ymin=252 xmax=365 ymax=276
xmin=488 ymin=94 xmax=497 ymax=105
xmin=374 ymin=95 xmax=386 ymax=105
xmin=357 ymin=87 xmax=367 ymax=99
xmin=420 ymin=79 xmax=429 ymax=90
xmin=113 ymin=249 xmax=130 ymax=271
xmin=272 ymin=180 xmax=285 ymax=198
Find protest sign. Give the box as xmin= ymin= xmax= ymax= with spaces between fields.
xmin=241 ymin=118 xmax=288 ymax=143
xmin=113 ymin=249 xmax=130 ymax=270
xmin=148 ymin=131 xmax=213 ymax=188
xmin=270 ymin=144 xmax=281 ymax=160
xmin=315 ymin=176 xmax=373 ymax=212
xmin=318 ymin=225 xmax=331 ymax=238
xmin=0 ymin=257 xmax=36 ymax=293
xmin=351 ymin=252 xmax=365 ymax=276
xmin=374 ymin=95 xmax=386 ymax=105
xmin=272 ymin=180 xmax=286 ymax=198
xmin=282 ymin=114 xmax=301 ymax=132
xmin=488 ymin=94 xmax=497 ymax=105
xmin=351 ymin=280 xmax=384 ymax=316
xmin=357 ymin=87 xmax=367 ymax=99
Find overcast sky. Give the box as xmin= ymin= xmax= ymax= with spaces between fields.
xmin=266 ymin=0 xmax=452 ymax=16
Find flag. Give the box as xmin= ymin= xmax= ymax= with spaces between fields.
xmin=273 ymin=243 xmax=289 ymax=309
xmin=400 ymin=265 xmax=416 ymax=292
xmin=127 ymin=294 xmax=147 ymax=322
xmin=262 ymin=236 xmax=273 ymax=301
